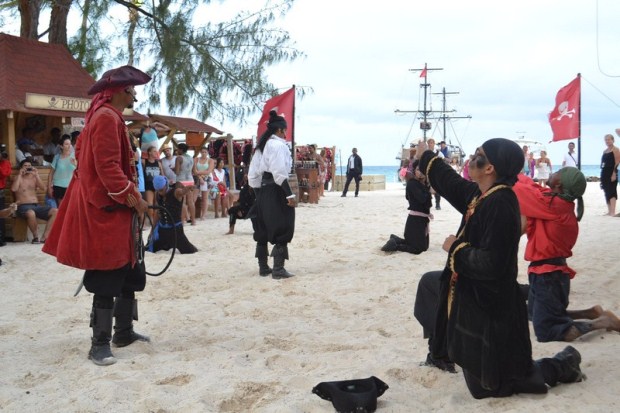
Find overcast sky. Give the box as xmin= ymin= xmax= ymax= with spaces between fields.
xmin=7 ymin=0 xmax=619 ymax=167
xmin=212 ymin=0 xmax=620 ymax=167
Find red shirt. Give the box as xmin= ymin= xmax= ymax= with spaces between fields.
xmin=0 ymin=159 xmax=11 ymax=189
xmin=513 ymin=175 xmax=578 ymax=278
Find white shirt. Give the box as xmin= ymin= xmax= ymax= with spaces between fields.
xmin=161 ymin=155 xmax=177 ymax=184
xmin=248 ymin=135 xmax=293 ymax=197
xmin=563 ymin=151 xmax=577 ymax=168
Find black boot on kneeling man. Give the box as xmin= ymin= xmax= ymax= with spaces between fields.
xmin=422 ymin=352 xmax=456 ymax=373
xmin=553 ymin=345 xmax=586 ymax=384
xmin=112 ymin=297 xmax=150 ymax=347
xmin=271 ymin=244 xmax=295 ymax=279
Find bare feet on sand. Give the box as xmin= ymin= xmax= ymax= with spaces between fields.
xmin=601 ymin=310 xmax=620 ymax=332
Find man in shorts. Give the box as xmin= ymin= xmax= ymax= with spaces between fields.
xmin=11 ymin=159 xmax=57 ymax=243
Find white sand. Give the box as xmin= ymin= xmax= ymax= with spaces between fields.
xmin=0 ymin=182 xmax=618 ymax=412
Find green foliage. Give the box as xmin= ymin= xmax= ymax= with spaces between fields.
xmin=1 ymin=0 xmax=303 ymax=125
xmin=131 ymin=0 xmax=304 ymax=124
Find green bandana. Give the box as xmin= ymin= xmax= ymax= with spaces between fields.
xmin=557 ymin=167 xmax=586 ymax=221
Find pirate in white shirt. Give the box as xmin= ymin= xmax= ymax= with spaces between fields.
xmin=248 ymin=110 xmax=297 ymax=279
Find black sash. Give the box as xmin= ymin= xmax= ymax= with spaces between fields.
xmin=529 ymin=257 xmax=566 ymax=267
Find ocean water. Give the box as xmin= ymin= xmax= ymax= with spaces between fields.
xmin=336 ymin=165 xmax=603 ymax=183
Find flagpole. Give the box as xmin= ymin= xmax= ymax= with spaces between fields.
xmin=291 ymin=84 xmax=296 ymax=173
xmin=577 ymin=73 xmax=581 ymax=170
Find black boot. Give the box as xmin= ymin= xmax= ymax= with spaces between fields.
xmin=112 ymin=297 xmax=150 ymax=348
xmin=381 ymin=238 xmax=398 ymax=252
xmin=255 ymin=244 xmax=272 ymax=276
xmin=88 ymin=307 xmax=117 ymax=366
xmin=422 ymin=353 xmax=456 ymax=373
xmin=271 ymin=244 xmax=294 ymax=279
xmin=553 ymin=345 xmax=585 ymax=384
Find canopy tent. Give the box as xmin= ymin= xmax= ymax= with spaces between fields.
xmin=129 ymin=114 xmax=245 ymax=189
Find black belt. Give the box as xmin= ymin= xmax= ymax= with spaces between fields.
xmin=261 ymin=172 xmax=275 ymax=186
xmin=529 ymin=257 xmax=566 ymax=267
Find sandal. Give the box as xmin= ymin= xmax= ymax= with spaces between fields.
xmin=31 ymin=238 xmax=40 ymax=244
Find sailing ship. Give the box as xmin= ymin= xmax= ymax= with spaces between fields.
xmin=395 ymin=64 xmax=470 ymax=167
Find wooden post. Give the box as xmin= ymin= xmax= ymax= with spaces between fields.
xmin=226 ymin=133 xmax=236 ymax=190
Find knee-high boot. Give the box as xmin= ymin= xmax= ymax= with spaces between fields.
xmin=88 ymin=305 xmax=116 ymax=366
xmin=271 ymin=244 xmax=294 ymax=279
xmin=112 ymin=297 xmax=150 ymax=347
xmin=256 ymin=244 xmax=272 ymax=276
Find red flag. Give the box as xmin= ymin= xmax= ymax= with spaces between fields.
xmin=420 ymin=66 xmax=427 ymax=78
xmin=256 ymin=87 xmax=295 ymax=142
xmin=548 ymin=76 xmax=580 ymax=142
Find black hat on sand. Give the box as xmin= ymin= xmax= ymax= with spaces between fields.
xmin=312 ymin=376 xmax=389 ymax=412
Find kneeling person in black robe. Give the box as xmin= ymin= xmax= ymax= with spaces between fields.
xmin=226 ymin=177 xmax=255 ymax=235
xmin=149 ymin=175 xmax=198 ymax=254
xmin=382 ymin=159 xmax=432 ymax=254
xmin=413 ymin=138 xmax=584 ymax=399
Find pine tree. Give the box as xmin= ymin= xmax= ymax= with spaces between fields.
xmin=1 ymin=0 xmax=303 ymax=123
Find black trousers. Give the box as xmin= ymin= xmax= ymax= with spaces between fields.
xmin=83 ymin=262 xmax=146 ymax=298
xmin=252 ymin=184 xmax=295 ymax=245
xmin=414 ymin=271 xmax=442 ymax=344
xmin=397 ymin=215 xmax=429 ymax=254
xmin=228 ymin=205 xmax=247 ymax=227
xmin=342 ymin=172 xmax=361 ymax=195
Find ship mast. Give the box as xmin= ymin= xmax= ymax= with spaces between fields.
xmin=432 ymin=87 xmax=472 ymax=144
xmin=394 ymin=63 xmax=445 ymax=142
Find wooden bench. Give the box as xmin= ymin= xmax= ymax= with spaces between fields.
xmin=4 ymin=167 xmax=52 ymax=242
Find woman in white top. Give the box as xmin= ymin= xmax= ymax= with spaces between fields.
xmin=536 ymin=150 xmax=552 ymax=187
xmin=211 ymin=158 xmax=229 ymax=218
xmin=174 ymin=143 xmax=196 ymax=225
xmin=193 ymin=146 xmax=214 ymax=220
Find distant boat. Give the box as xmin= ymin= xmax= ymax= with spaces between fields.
xmin=512 ymin=137 xmax=547 ymax=156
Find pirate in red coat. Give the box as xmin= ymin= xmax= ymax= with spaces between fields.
xmin=43 ymin=65 xmax=151 ymax=366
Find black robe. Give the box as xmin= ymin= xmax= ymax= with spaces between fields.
xmin=401 ymin=178 xmax=432 ymax=253
xmin=420 ymin=151 xmax=532 ymax=392
xmin=150 ymin=189 xmax=197 ymax=254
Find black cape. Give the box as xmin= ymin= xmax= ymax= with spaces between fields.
xmin=420 ymin=151 xmax=532 ymax=391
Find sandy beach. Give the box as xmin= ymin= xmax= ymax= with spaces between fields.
xmin=0 ymin=181 xmax=618 ymax=412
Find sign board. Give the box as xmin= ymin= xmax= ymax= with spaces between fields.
xmin=25 ymin=93 xmax=90 ymax=112
xmin=25 ymin=93 xmax=135 ymax=118
xmin=71 ymin=118 xmax=86 ymax=127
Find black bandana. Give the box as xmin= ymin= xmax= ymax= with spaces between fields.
xmin=482 ymin=138 xmax=524 ymax=186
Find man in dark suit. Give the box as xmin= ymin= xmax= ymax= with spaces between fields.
xmin=341 ymin=147 xmax=363 ymax=197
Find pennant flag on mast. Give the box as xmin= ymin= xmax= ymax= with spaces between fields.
xmin=256 ymin=87 xmax=295 ymax=142
xmin=419 ymin=65 xmax=427 ymax=78
xmin=548 ymin=76 xmax=580 ymax=142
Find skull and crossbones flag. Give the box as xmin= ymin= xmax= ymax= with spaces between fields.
xmin=548 ymin=75 xmax=580 ymax=142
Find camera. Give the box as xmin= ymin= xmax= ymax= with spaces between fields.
xmin=26 ymin=167 xmax=34 ymax=172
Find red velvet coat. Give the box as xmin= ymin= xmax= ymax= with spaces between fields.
xmin=43 ymin=104 xmax=142 ymax=270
